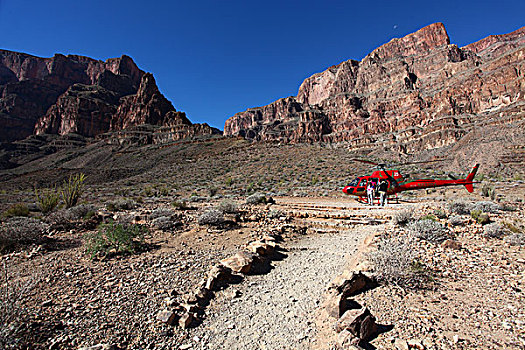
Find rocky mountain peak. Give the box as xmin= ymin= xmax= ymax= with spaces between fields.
xmin=0 ymin=50 xmax=218 ymax=143
xmin=224 ymin=23 xmax=524 ymax=154
xmin=367 ymin=22 xmax=450 ymax=61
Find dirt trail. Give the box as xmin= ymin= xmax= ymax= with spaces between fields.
xmin=187 ymin=197 xmax=392 ymax=350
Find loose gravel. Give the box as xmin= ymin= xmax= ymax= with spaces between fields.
xmin=189 ymin=228 xmax=369 ymax=350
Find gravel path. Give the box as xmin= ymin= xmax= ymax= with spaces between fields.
xmin=188 ymin=227 xmax=372 ymax=350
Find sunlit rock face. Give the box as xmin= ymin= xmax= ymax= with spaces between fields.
xmin=224 ymin=23 xmax=525 ymax=151
xmin=0 ymin=51 xmax=217 ymax=142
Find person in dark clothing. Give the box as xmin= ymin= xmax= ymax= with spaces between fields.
xmin=378 ymin=179 xmax=389 ymax=206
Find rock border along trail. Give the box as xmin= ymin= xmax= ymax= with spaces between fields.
xmin=187 ymin=197 xmax=390 ymax=350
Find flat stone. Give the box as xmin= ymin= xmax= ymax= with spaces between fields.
xmin=247 ymin=241 xmax=273 ymax=255
xmin=156 ymin=309 xmax=177 ymax=326
xmin=220 ymin=251 xmax=256 ymax=274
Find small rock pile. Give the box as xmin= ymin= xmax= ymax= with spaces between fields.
xmin=156 ymin=229 xmax=283 ymax=329
xmin=322 ymin=271 xmax=379 ymax=349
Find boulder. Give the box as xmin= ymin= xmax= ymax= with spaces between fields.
xmin=205 ymin=264 xmax=232 ymax=291
xmin=156 ymin=309 xmax=178 ymax=326
xmin=336 ymin=307 xmax=378 ymax=341
xmin=330 ymin=271 xmax=376 ymax=298
xmin=335 ymin=329 xmax=363 ymax=349
xmin=247 ymin=241 xmax=274 ymax=255
xmin=220 ymin=251 xmax=257 ymax=274
xmin=178 ymin=312 xmax=194 ymax=329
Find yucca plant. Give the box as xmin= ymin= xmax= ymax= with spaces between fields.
xmin=34 ymin=186 xmax=59 ymax=214
xmin=61 ymin=173 xmax=86 ymax=209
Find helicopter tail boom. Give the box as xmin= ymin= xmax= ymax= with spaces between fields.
xmin=464 ymin=164 xmax=479 ymax=193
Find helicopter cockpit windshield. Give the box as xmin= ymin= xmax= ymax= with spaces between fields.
xmin=347 ymin=178 xmax=359 ymax=187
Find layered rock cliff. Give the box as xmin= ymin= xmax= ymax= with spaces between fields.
xmin=224 ymin=23 xmax=525 ymax=152
xmin=0 ymin=50 xmax=219 ymax=143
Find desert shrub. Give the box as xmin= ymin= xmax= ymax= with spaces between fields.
xmin=189 ymin=196 xmax=207 ymax=203
xmin=267 ymin=209 xmax=285 ymax=219
xmin=471 ymin=201 xmax=500 ymax=213
xmin=433 ymin=208 xmax=448 ymax=219
xmin=106 ymin=198 xmax=136 ymax=212
xmin=34 ymin=187 xmax=59 ymax=214
xmin=61 ymin=173 xmax=86 ymax=208
xmin=85 ymin=221 xmax=147 ymax=258
xmin=409 ymin=219 xmax=449 ymax=243
xmin=470 ymin=210 xmax=490 ymax=225
xmin=46 ymin=204 xmax=97 ymax=225
xmin=0 ymin=217 xmax=48 ymax=250
xmin=449 ymin=200 xmax=471 ymax=215
xmin=503 ymin=221 xmax=522 ymax=234
xmin=420 ymin=214 xmax=437 ymax=221
xmin=198 ymin=209 xmax=224 ymax=226
xmin=483 ymin=223 xmax=505 ymax=238
xmin=143 ymin=186 xmax=154 ymax=197
xmin=392 ymin=209 xmax=413 ymax=226
xmin=448 ymin=215 xmax=466 ymax=226
xmin=218 ymin=199 xmax=238 ymax=214
xmin=172 ymin=199 xmax=189 ymax=210
xmin=158 ymin=186 xmax=170 ymax=196
xmin=246 ymin=193 xmax=274 ymax=205
xmin=505 ymin=232 xmax=525 ymax=246
xmin=481 ymin=184 xmax=496 ymax=200
xmin=208 ymin=187 xmax=218 ymax=197
xmin=150 ymin=208 xmax=175 ymax=220
xmin=0 ymin=262 xmax=40 ymax=347
xmin=368 ymin=236 xmax=428 ymax=288
xmin=500 ymin=203 xmax=517 ymax=212
xmin=152 ymin=216 xmax=180 ymax=230
xmin=68 ymin=204 xmax=96 ymax=220
xmin=2 ymin=203 xmax=30 ymax=218
xmin=225 ymin=177 xmax=234 ymax=186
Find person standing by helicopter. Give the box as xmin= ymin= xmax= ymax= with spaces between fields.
xmin=378 ymin=179 xmax=389 ymax=206
xmin=366 ymin=180 xmax=376 ymax=205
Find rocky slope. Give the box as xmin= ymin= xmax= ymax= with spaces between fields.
xmin=224 ymin=23 xmax=525 ymax=153
xmin=0 ymin=50 xmax=219 ymax=143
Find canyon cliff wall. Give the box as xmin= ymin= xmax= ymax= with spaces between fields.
xmin=0 ymin=51 xmax=219 ymax=143
xmin=224 ymin=23 xmax=525 ymax=152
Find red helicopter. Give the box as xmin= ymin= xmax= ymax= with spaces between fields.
xmin=342 ymin=159 xmax=479 ymax=202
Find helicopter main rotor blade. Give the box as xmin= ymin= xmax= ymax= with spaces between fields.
xmin=350 ymin=158 xmax=379 ymax=166
xmin=396 ymin=158 xmax=451 ymax=166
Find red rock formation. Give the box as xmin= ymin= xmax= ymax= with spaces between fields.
xmin=1 ymin=50 xmax=217 ymax=143
xmin=110 ymin=73 xmax=191 ymax=131
xmin=224 ymin=23 xmax=525 ymax=152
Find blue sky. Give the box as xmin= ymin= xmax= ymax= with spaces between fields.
xmin=1 ymin=0 xmax=523 ymax=129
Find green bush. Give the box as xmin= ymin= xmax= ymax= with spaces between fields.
xmin=2 ymin=203 xmax=30 ymax=218
xmin=86 ymin=221 xmax=147 ymax=258
xmin=35 ymin=187 xmax=59 ymax=214
xmin=420 ymin=214 xmax=438 ymax=221
xmin=433 ymin=209 xmax=448 ymax=219
xmin=61 ymin=173 xmax=86 ymax=209
xmin=470 ymin=210 xmax=490 ymax=225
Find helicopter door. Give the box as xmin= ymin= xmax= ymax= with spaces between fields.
xmin=356 ymin=178 xmax=367 ymax=193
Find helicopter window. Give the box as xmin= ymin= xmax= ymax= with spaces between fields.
xmin=348 ymin=178 xmax=359 ymax=187
xmin=358 ymin=179 xmax=367 ymax=187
